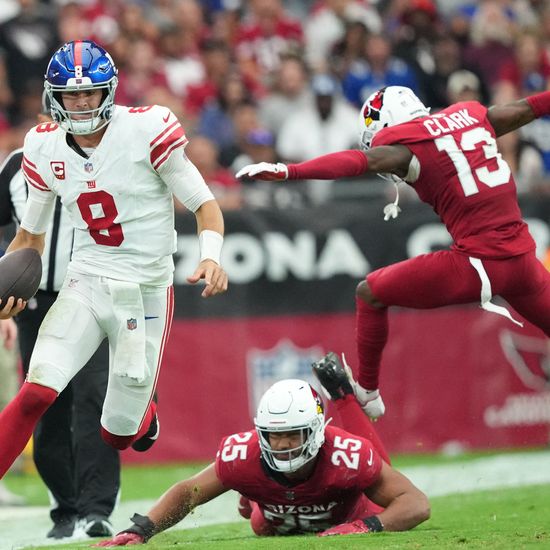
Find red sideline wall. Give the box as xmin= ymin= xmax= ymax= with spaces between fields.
xmin=125 ymin=307 xmax=550 ymax=464
xmin=124 ymin=197 xmax=550 ymax=463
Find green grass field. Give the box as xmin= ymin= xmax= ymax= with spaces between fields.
xmin=4 ymin=451 xmax=550 ymax=550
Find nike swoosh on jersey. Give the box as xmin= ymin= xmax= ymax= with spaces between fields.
xmin=367 ymin=448 xmax=374 ymax=466
xmin=163 ymin=112 xmax=170 ymax=123
xmin=145 ymin=316 xmax=159 ymax=320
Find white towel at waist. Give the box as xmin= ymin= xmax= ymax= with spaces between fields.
xmin=107 ymin=279 xmax=149 ymax=384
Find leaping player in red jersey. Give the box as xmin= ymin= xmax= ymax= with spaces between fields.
xmin=95 ymin=353 xmax=429 ymax=545
xmin=237 ymin=86 xmax=550 ymax=419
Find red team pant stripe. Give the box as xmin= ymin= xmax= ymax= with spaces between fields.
xmin=137 ymin=286 xmax=174 ymax=431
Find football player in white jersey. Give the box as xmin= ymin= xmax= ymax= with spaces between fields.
xmin=0 ymin=40 xmax=228 ymax=479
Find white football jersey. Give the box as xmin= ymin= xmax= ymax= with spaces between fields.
xmin=21 ymin=105 xmax=196 ymax=286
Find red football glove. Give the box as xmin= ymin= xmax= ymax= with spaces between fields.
xmin=318 ymin=520 xmax=371 ymax=537
xmin=235 ymin=162 xmax=288 ymax=181
xmin=93 ymin=532 xmax=144 ymax=547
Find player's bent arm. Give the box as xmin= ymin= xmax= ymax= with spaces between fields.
xmin=0 ymin=227 xmax=42 ymax=318
xmin=364 ymin=145 xmax=413 ymax=179
xmin=188 ymin=200 xmax=228 ymax=297
xmin=487 ymin=99 xmax=537 ymax=137
xmin=194 ymin=199 xmax=224 ymax=239
xmin=100 ymin=463 xmax=228 ymax=545
xmin=365 ymin=461 xmax=430 ymax=531
xmin=148 ymin=464 xmax=228 ymax=532
xmin=160 ymin=151 xmax=216 ymax=214
xmin=6 ymin=227 xmax=45 ymax=256
xmin=489 ymin=91 xmax=550 ymax=137
xmin=7 ymin=181 xmax=55 ymax=256
xmin=160 ymin=152 xmax=227 ymax=295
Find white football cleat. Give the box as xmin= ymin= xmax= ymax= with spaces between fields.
xmin=341 ymin=354 xmax=386 ymax=419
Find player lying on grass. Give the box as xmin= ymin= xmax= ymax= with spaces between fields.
xmin=96 ymin=353 xmax=429 ymax=545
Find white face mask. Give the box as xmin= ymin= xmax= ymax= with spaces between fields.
xmin=258 ymin=428 xmax=316 ymax=473
xmin=45 ymin=78 xmax=118 ymax=135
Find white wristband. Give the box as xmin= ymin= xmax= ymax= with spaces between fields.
xmin=199 ymin=230 xmax=223 ymax=264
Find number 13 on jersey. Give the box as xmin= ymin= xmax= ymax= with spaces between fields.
xmin=435 ymin=127 xmax=511 ymax=197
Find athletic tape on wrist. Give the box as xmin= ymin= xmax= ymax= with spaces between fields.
xmin=199 ymin=230 xmax=223 ymax=264
xmin=125 ymin=513 xmax=156 ymax=542
xmin=362 ymin=515 xmax=384 ymax=532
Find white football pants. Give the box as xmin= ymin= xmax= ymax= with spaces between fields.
xmin=27 ymin=270 xmax=174 ymax=436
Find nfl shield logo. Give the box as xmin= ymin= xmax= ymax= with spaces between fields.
xmin=84 ymin=162 xmax=93 ymax=173
xmin=247 ymin=339 xmax=324 ymax=419
xmin=127 ymin=318 xmax=137 ymax=331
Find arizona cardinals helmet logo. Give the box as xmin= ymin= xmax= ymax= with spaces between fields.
xmin=310 ymin=387 xmax=324 ymax=415
xmin=362 ymin=88 xmax=386 ymax=127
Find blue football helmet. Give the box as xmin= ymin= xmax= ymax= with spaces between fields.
xmin=44 ymin=40 xmax=118 ymax=135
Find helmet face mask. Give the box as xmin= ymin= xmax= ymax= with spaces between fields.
xmin=44 ymin=40 xmax=118 ymax=135
xmin=358 ymin=86 xmax=430 ymax=151
xmin=254 ymin=379 xmax=326 ymax=473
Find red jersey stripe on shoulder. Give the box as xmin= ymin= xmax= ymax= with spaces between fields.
xmin=150 ymin=121 xmax=181 ymax=147
xmin=22 ymin=157 xmax=49 ymax=190
xmin=150 ymin=126 xmax=187 ymax=168
xmin=153 ymin=137 xmax=188 ymax=171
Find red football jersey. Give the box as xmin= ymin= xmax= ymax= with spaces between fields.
xmin=372 ymin=101 xmax=535 ymax=259
xmin=215 ymin=425 xmax=382 ymax=534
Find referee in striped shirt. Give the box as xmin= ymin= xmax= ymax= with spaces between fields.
xmin=0 ymin=124 xmax=120 ymax=538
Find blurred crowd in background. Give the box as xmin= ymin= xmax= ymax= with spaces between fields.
xmin=1 ymin=0 xmax=550 ymax=209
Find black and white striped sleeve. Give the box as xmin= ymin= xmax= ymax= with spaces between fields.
xmin=0 ymin=148 xmax=24 ymax=227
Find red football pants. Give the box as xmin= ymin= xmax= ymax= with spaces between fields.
xmin=368 ymin=250 xmax=550 ymax=328
xmin=358 ymin=250 xmax=550 ymax=389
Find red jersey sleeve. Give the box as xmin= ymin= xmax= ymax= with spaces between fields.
xmin=215 ymin=430 xmax=258 ymax=488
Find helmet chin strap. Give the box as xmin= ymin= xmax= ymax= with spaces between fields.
xmin=267 ymin=417 xmax=332 ymax=473
xmin=271 ymin=448 xmax=316 ymax=472
xmin=64 ymin=115 xmax=103 ymax=135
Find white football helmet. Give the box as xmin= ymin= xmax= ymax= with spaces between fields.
xmin=254 ymin=379 xmax=326 ymax=473
xmin=358 ymin=86 xmax=430 ymax=151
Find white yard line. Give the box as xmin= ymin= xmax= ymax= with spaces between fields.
xmin=400 ymin=450 xmax=550 ymax=497
xmin=2 ymin=450 xmax=550 ymax=550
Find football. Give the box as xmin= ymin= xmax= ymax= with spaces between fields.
xmin=0 ymin=248 xmax=42 ymax=306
